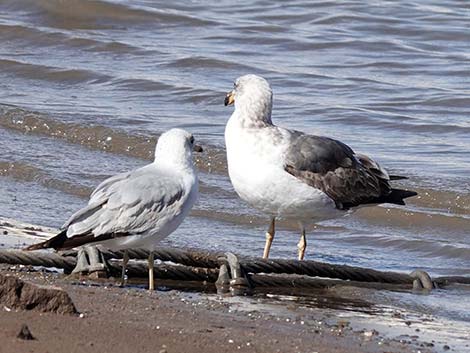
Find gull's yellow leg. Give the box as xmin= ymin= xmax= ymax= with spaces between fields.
xmin=263 ymin=217 xmax=275 ymax=259
xmin=297 ymin=228 xmax=307 ymax=261
xmin=148 ymin=251 xmax=155 ymax=291
xmin=120 ymin=250 xmax=129 ymax=286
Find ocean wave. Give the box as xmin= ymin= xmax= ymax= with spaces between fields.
xmin=0 ymin=104 xmax=225 ymax=174
xmin=1 ymin=0 xmax=217 ymax=29
xmin=0 ymin=59 xmax=111 ymax=85
xmin=0 ymin=160 xmax=90 ymax=198
xmin=0 ymin=23 xmax=149 ymax=55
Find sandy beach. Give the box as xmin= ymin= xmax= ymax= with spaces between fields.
xmin=2 ymin=218 xmax=464 ymax=353
xmin=1 ymin=266 xmax=436 ymax=353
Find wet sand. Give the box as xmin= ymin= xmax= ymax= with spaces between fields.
xmin=0 ymin=267 xmax=432 ymax=353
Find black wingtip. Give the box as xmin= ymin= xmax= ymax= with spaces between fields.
xmin=389 ymin=175 xmax=408 ymax=181
xmin=24 ymin=229 xmax=68 ymax=251
xmin=402 ymin=190 xmax=418 ymax=198
xmin=388 ymin=189 xmax=418 ymax=205
xmin=340 ymin=188 xmax=418 ymax=210
xmin=24 ymin=241 xmax=48 ymax=251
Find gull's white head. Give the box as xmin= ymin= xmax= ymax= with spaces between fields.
xmin=154 ymin=128 xmax=201 ymax=167
xmin=225 ymin=74 xmax=273 ymax=127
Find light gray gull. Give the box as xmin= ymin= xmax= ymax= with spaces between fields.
xmin=26 ymin=128 xmax=202 ymax=290
xmin=224 ymin=74 xmax=417 ymax=260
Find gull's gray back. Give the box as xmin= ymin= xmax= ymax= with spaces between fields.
xmin=64 ymin=164 xmax=190 ymax=238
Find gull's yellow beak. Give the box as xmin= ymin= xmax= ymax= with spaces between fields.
xmin=224 ymin=91 xmax=235 ymax=106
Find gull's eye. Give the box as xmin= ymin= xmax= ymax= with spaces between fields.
xmin=190 ymin=136 xmax=195 ymax=145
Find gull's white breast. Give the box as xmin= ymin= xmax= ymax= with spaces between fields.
xmin=225 ymin=117 xmax=339 ymax=222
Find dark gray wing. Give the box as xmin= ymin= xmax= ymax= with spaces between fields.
xmin=283 ymin=131 xmax=395 ymax=210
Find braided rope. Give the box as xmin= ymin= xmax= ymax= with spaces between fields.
xmin=0 ymin=250 xmax=76 ymax=272
xmin=434 ymin=276 xmax=470 ymax=286
xmin=249 ymin=274 xmax=413 ymax=291
xmin=240 ymin=259 xmax=413 ymax=284
xmin=1 ymin=249 xmax=468 ymax=290
xmin=108 ymin=260 xmax=219 ymax=282
xmin=64 ymin=247 xmax=222 ymax=268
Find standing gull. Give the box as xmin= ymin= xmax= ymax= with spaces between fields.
xmin=224 ymin=74 xmax=417 ymax=260
xmin=26 ymin=128 xmax=201 ymax=290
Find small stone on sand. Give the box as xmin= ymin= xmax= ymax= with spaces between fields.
xmin=0 ymin=274 xmax=76 ymax=314
xmin=17 ymin=324 xmax=35 ymax=340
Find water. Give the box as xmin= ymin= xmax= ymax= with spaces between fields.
xmin=0 ymin=0 xmax=469 ymax=338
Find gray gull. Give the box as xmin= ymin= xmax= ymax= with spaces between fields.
xmin=26 ymin=128 xmax=201 ymax=290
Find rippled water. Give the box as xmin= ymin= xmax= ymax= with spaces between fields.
xmin=0 ymin=0 xmax=469 ymax=330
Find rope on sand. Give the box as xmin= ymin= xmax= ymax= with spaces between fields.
xmin=0 ymin=248 xmax=468 ymax=295
xmin=101 ymin=247 xmax=222 ymax=269
xmin=0 ymin=250 xmax=76 ymax=273
xmin=58 ymin=248 xmax=460 ymax=288
xmin=109 ymin=261 xmax=219 ymax=282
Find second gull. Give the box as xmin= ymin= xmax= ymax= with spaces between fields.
xmin=26 ymin=128 xmax=201 ymax=290
xmin=224 ymin=74 xmax=417 ymax=260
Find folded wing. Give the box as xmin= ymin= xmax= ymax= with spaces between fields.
xmin=283 ymin=131 xmax=416 ymax=210
xmin=26 ymin=166 xmax=186 ymax=250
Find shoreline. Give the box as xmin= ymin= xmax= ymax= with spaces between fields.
xmin=1 ymin=217 xmax=461 ymax=352
xmin=1 ymin=267 xmax=434 ymax=353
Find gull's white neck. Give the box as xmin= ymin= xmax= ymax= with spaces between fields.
xmin=232 ymin=95 xmax=273 ymax=129
xmin=154 ymin=148 xmax=196 ymax=174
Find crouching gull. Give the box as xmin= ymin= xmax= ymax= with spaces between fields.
xmin=26 ymin=128 xmax=202 ymax=290
xmin=224 ymin=74 xmax=417 ymax=260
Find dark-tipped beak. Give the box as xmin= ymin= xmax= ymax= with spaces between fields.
xmin=224 ymin=91 xmax=235 ymax=106
xmin=193 ymin=144 xmax=203 ymax=153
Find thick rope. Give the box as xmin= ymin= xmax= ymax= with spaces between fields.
xmin=58 ymin=248 xmax=470 ymax=288
xmin=240 ymin=259 xmax=413 ymax=284
xmin=1 ymin=249 xmax=469 ymax=291
xmin=62 ymin=247 xmax=222 ymax=268
xmin=434 ymin=276 xmax=470 ymax=286
xmin=249 ymin=274 xmax=414 ymax=292
xmin=109 ymin=261 xmax=219 ymax=282
xmin=0 ymin=250 xmax=76 ymax=272
xmin=0 ymin=250 xmax=218 ymax=283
